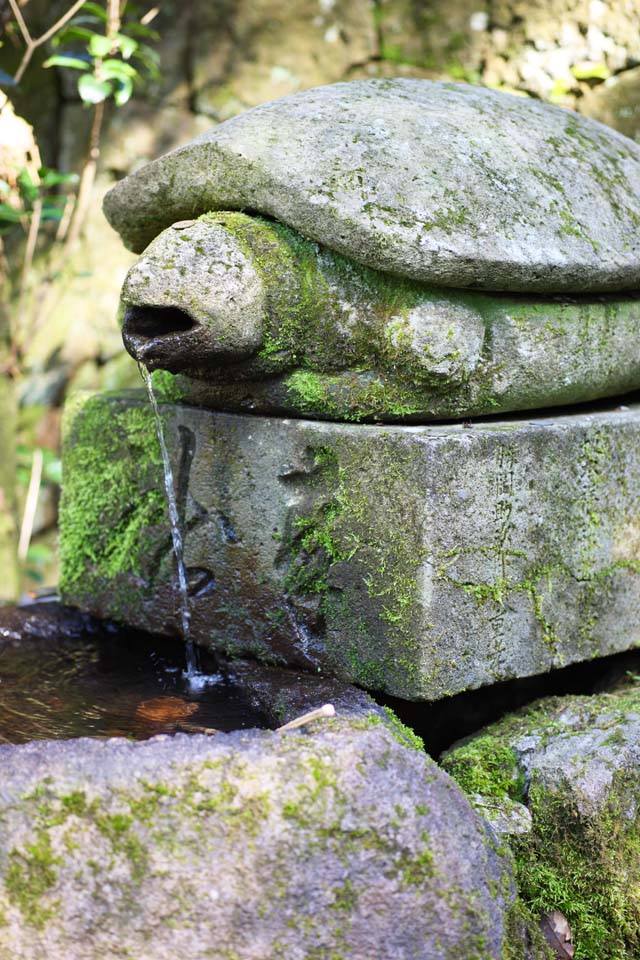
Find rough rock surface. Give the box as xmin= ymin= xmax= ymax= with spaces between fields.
xmin=60 ymin=393 xmax=640 ymax=700
xmin=120 ymin=212 xmax=640 ymax=422
xmin=0 ymin=720 xmax=515 ymax=960
xmin=443 ymin=684 xmax=640 ymax=960
xmin=104 ymin=79 xmax=640 ymax=293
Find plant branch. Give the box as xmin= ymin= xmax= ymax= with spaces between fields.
xmin=8 ymin=0 xmax=89 ymax=85
xmin=64 ymin=0 xmax=121 ymax=249
xmin=7 ymin=0 xmax=32 ymax=45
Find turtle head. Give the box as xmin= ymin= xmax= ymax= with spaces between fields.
xmin=119 ymin=210 xmax=486 ymax=421
xmin=120 ymin=216 xmax=267 ymax=373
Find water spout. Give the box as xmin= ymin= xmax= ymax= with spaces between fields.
xmin=140 ymin=364 xmax=200 ymax=678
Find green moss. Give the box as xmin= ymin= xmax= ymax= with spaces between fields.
xmin=377 ymin=706 xmax=425 ymax=753
xmin=150 ymin=369 xmax=185 ymax=403
xmin=5 ymin=833 xmax=60 ymax=928
xmin=513 ymin=773 xmax=640 ymax=960
xmin=442 ymin=738 xmax=524 ymax=802
xmin=284 ymin=370 xmax=424 ymax=422
xmin=59 ymin=392 xmax=166 ymax=603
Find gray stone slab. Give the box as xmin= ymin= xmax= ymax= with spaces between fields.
xmin=60 ymin=393 xmax=640 ymax=700
xmin=0 ymin=721 xmax=514 ymax=960
xmin=104 ymin=78 xmax=640 ymax=293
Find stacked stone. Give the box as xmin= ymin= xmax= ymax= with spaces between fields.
xmin=50 ymin=79 xmax=640 ymax=958
xmin=63 ymin=78 xmax=640 ymax=701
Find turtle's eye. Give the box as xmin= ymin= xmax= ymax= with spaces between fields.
xmin=123 ymin=305 xmax=196 ymax=339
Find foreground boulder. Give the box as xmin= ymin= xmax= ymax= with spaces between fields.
xmin=0 ymin=719 xmax=515 ymax=959
xmin=443 ymin=683 xmax=640 ymax=960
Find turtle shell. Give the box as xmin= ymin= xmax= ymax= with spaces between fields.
xmin=104 ymin=78 xmax=640 ymax=293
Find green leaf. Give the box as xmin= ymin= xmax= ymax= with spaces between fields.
xmin=78 ymin=73 xmax=112 ymax=103
xmin=43 ymin=54 xmax=90 ymax=71
xmin=132 ymin=44 xmax=160 ymax=79
xmin=38 ymin=167 xmax=79 ymax=188
xmin=82 ymin=2 xmax=108 ymax=21
xmin=121 ymin=22 xmax=159 ymax=40
xmin=102 ymin=58 xmax=138 ymax=79
xmin=41 ymin=201 xmax=67 ymax=221
xmin=0 ymin=203 xmax=22 ymax=223
xmin=16 ymin=169 xmax=39 ymax=204
xmin=89 ymin=33 xmax=113 ymax=58
xmin=113 ymin=75 xmax=133 ymax=105
xmin=61 ymin=14 xmax=106 ymax=27
xmin=115 ymin=33 xmax=138 ymax=59
xmin=51 ymin=25 xmax=94 ymax=46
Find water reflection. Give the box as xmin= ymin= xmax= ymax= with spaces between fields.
xmin=0 ymin=623 xmax=263 ymax=744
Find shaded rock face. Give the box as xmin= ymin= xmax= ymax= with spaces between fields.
xmin=59 ymin=393 xmax=640 ymax=700
xmin=0 ymin=721 xmax=515 ymax=960
xmin=120 ymin=212 xmax=640 ymax=422
xmin=443 ymin=684 xmax=640 ymax=960
xmin=104 ymin=79 xmax=640 ymax=293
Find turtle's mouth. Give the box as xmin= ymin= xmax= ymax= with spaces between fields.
xmin=122 ymin=305 xmax=199 ymax=371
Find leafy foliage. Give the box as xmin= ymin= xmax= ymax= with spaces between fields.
xmin=45 ymin=2 xmax=160 ymax=107
xmin=0 ymin=167 xmax=78 ymax=237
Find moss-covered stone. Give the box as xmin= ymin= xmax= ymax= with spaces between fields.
xmin=104 ymin=79 xmax=640 ymax=297
xmin=121 ymin=211 xmax=640 ymax=423
xmin=60 ymin=394 xmax=640 ymax=699
xmin=0 ymin=719 xmax=516 ymax=959
xmin=443 ymin=685 xmax=640 ymax=960
xmin=58 ymin=391 xmax=167 ymax=612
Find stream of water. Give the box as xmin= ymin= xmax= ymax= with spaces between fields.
xmin=141 ymin=365 xmax=202 ymax=680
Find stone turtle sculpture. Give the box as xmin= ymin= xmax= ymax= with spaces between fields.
xmin=106 ymin=79 xmax=640 ymax=421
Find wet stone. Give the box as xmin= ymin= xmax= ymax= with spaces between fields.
xmin=60 ymin=392 xmax=640 ymax=701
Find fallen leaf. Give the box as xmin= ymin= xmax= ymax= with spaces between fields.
xmin=540 ymin=910 xmax=574 ymax=958
xmin=135 ymin=696 xmax=199 ymax=725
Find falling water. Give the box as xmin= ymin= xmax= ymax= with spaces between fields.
xmin=140 ymin=365 xmax=200 ymax=678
